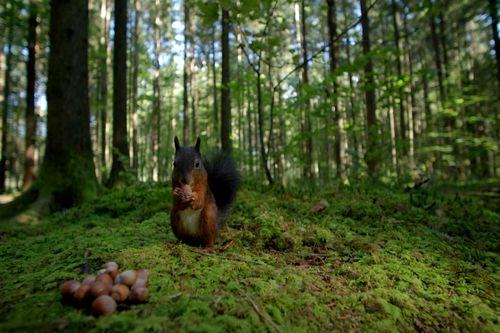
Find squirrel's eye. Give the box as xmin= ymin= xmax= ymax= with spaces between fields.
xmin=195 ymin=161 xmax=200 ymax=168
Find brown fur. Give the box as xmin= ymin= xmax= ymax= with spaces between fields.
xmin=170 ymin=165 xmax=218 ymax=251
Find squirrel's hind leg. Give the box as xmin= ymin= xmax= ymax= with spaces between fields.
xmin=200 ymin=202 xmax=218 ymax=251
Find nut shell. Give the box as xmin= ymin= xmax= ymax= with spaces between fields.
xmin=90 ymin=281 xmax=110 ymax=298
xmin=96 ymin=273 xmax=113 ymax=287
xmin=91 ymin=295 xmax=117 ymax=317
xmin=115 ymin=270 xmax=137 ymax=287
xmin=110 ymin=284 xmax=130 ymax=303
xmin=73 ymin=284 xmax=92 ymax=305
xmin=132 ymin=269 xmax=149 ymax=289
xmin=82 ymin=276 xmax=96 ymax=285
xmin=128 ymin=287 xmax=149 ymax=303
xmin=105 ymin=266 xmax=119 ymax=279
xmin=103 ymin=261 xmax=119 ymax=270
xmin=60 ymin=280 xmax=81 ymax=299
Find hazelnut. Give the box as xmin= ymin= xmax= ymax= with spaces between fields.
xmin=110 ymin=284 xmax=130 ymax=303
xmin=82 ymin=276 xmax=96 ymax=285
xmin=60 ymin=280 xmax=81 ymax=299
xmin=132 ymin=269 xmax=149 ymax=289
xmin=91 ymin=295 xmax=117 ymax=317
xmin=105 ymin=266 xmax=119 ymax=279
xmin=128 ymin=287 xmax=149 ymax=303
xmin=73 ymin=284 xmax=92 ymax=306
xmin=96 ymin=273 xmax=113 ymax=287
xmin=103 ymin=261 xmax=119 ymax=270
xmin=115 ymin=270 xmax=137 ymax=287
xmin=90 ymin=281 xmax=110 ymax=298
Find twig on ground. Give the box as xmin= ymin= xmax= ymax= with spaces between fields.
xmin=244 ymin=292 xmax=284 ymax=333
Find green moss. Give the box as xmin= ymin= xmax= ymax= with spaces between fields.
xmin=0 ymin=183 xmax=498 ymax=332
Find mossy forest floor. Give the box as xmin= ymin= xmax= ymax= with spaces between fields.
xmin=0 ymin=181 xmax=498 ymax=332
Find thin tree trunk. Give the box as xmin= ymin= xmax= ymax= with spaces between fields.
xmin=108 ymin=0 xmax=130 ymax=187
xmin=342 ymin=0 xmax=359 ymax=177
xmin=391 ymin=0 xmax=406 ymax=145
xmin=360 ymin=0 xmax=378 ymax=176
xmin=211 ymin=30 xmax=219 ymax=147
xmin=188 ymin=10 xmax=197 ymax=139
xmin=489 ymin=0 xmax=500 ymax=89
xmin=131 ymin=0 xmax=140 ymax=176
xmin=151 ymin=0 xmax=161 ymax=181
xmin=23 ymin=1 xmax=38 ymax=190
xmin=221 ymin=8 xmax=232 ymax=154
xmin=295 ymin=1 xmax=313 ymax=180
xmin=327 ymin=0 xmax=344 ymax=180
xmin=429 ymin=1 xmax=445 ymax=105
xmin=182 ymin=0 xmax=190 ymax=144
xmin=256 ymin=68 xmax=273 ymax=185
xmin=0 ymin=3 xmax=14 ymax=193
xmin=403 ymin=8 xmax=416 ymax=165
xmin=99 ymin=0 xmax=111 ymax=176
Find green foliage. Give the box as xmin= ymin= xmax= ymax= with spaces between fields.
xmin=0 ymin=183 xmax=498 ymax=332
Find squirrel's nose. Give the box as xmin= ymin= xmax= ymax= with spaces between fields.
xmin=181 ymin=178 xmax=188 ymax=185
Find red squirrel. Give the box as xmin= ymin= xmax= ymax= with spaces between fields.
xmin=170 ymin=137 xmax=240 ymax=251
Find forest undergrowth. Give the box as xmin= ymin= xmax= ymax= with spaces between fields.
xmin=0 ymin=181 xmax=498 ymax=332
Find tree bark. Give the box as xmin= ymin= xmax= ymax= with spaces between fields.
xmin=182 ymin=0 xmax=190 ymax=144
xmin=40 ymin=0 xmax=97 ymax=206
xmin=23 ymin=1 xmax=38 ymax=190
xmin=360 ymin=0 xmax=378 ymax=176
xmin=131 ymin=0 xmax=141 ymax=176
xmin=98 ymin=0 xmax=111 ymax=176
xmin=0 ymin=2 xmax=14 ymax=193
xmin=210 ymin=30 xmax=219 ymax=147
xmin=391 ymin=0 xmax=406 ymax=145
xmin=327 ymin=0 xmax=345 ymax=179
xmin=151 ymin=0 xmax=161 ymax=181
xmin=108 ymin=0 xmax=130 ymax=187
xmin=489 ymin=0 xmax=500 ymax=89
xmin=220 ymin=8 xmax=232 ymax=154
xmin=295 ymin=1 xmax=313 ymax=180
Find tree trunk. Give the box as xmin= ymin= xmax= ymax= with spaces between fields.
xmin=429 ymin=2 xmax=445 ymax=104
xmin=108 ymin=0 xmax=130 ymax=187
xmin=189 ymin=16 xmax=197 ymax=139
xmin=131 ymin=0 xmax=141 ymax=176
xmin=342 ymin=0 xmax=359 ymax=177
xmin=1 ymin=3 xmax=14 ymax=193
xmin=39 ymin=0 xmax=97 ymax=208
xmin=489 ymin=0 xmax=500 ymax=89
xmin=99 ymin=0 xmax=111 ymax=177
xmin=220 ymin=8 xmax=232 ymax=154
xmin=23 ymin=1 xmax=38 ymax=190
xmin=360 ymin=0 xmax=378 ymax=176
xmin=391 ymin=0 xmax=406 ymax=145
xmin=182 ymin=0 xmax=190 ymax=145
xmin=151 ymin=0 xmax=161 ymax=181
xmin=210 ymin=30 xmax=219 ymax=147
xmin=327 ymin=0 xmax=345 ymax=180
xmin=256 ymin=68 xmax=273 ymax=185
xmin=295 ymin=1 xmax=313 ymax=180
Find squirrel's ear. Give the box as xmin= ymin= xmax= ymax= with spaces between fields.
xmin=194 ymin=137 xmax=201 ymax=153
xmin=174 ymin=136 xmax=180 ymax=151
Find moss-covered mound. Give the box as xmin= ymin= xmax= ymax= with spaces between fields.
xmin=0 ymin=183 xmax=498 ymax=332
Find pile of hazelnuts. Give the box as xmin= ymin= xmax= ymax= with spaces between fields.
xmin=59 ymin=262 xmax=149 ymax=317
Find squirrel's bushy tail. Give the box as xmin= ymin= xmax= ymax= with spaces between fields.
xmin=203 ymin=153 xmax=240 ymax=221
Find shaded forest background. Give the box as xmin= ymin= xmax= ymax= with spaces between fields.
xmin=0 ymin=0 xmax=499 ymax=199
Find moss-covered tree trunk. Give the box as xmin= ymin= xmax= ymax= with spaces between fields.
xmin=1 ymin=0 xmax=97 ymax=217
xmin=39 ymin=0 xmax=97 ymax=206
xmin=22 ymin=0 xmax=38 ymax=190
xmin=107 ymin=0 xmax=130 ymax=187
